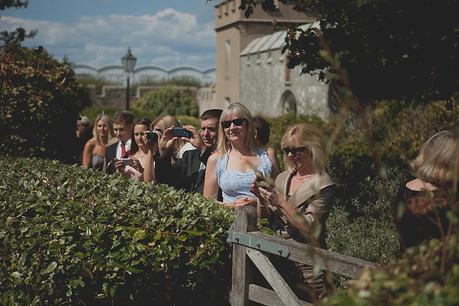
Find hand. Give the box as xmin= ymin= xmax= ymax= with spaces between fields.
xmin=142 ymin=130 xmax=161 ymax=153
xmin=158 ymin=127 xmax=178 ymax=156
xmin=114 ymin=159 xmax=126 ymax=175
xmin=232 ymin=197 xmax=257 ymax=208
xmin=183 ymin=125 xmax=206 ymax=151
xmin=258 ymin=186 xmax=281 ymax=207
xmin=131 ymin=158 xmax=143 ymax=172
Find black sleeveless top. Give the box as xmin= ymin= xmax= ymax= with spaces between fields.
xmin=393 ymin=184 xmax=455 ymax=251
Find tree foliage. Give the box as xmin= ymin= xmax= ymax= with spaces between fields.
xmin=0 ymin=45 xmax=85 ymax=162
xmin=0 ymin=0 xmax=36 ymax=46
xmin=240 ymin=0 xmax=458 ymax=104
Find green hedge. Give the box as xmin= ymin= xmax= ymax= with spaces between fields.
xmin=324 ymin=235 xmax=459 ymax=305
xmin=0 ymin=157 xmax=233 ymax=305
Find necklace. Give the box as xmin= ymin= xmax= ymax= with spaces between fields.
xmin=293 ymin=173 xmax=313 ymax=181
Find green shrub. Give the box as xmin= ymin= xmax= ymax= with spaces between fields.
xmin=133 ymin=86 xmax=199 ymax=118
xmin=376 ymin=100 xmax=458 ymax=161
xmin=0 ymin=157 xmax=233 ymax=305
xmin=326 ymin=206 xmax=399 ymax=264
xmin=176 ymin=115 xmax=201 ymax=130
xmin=0 ymin=45 xmax=86 ymax=162
xmin=324 ymin=235 xmax=459 ymax=305
xmin=324 ymin=99 xmax=458 ymax=263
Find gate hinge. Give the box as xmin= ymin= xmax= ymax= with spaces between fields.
xmin=227 ymin=229 xmax=290 ymax=258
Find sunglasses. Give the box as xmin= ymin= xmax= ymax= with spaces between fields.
xmin=221 ymin=118 xmax=246 ymax=129
xmin=283 ymin=147 xmax=306 ymax=155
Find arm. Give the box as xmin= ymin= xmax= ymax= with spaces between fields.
xmin=157 ymin=127 xmax=178 ymax=158
xmin=183 ymin=125 xmax=206 ymax=153
xmin=143 ymin=149 xmax=156 ymax=183
xmin=143 ymin=134 xmax=159 ymax=183
xmin=203 ymin=152 xmax=219 ymax=200
xmin=82 ymin=139 xmax=94 ymax=169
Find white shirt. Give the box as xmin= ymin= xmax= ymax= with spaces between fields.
xmin=116 ymin=139 xmax=132 ymax=159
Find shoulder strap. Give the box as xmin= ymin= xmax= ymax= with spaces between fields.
xmin=287 ymin=172 xmax=334 ymax=209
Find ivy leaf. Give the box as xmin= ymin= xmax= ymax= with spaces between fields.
xmin=43 ymin=261 xmax=58 ymax=274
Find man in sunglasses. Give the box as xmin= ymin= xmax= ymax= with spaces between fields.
xmin=153 ymin=109 xmax=223 ymax=197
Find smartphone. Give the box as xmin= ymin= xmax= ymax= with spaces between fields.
xmin=171 ymin=127 xmax=193 ymax=138
xmin=118 ymin=158 xmax=135 ymax=167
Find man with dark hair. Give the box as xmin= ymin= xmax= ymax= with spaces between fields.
xmin=153 ymin=109 xmax=222 ymax=195
xmin=105 ymin=110 xmax=134 ymax=174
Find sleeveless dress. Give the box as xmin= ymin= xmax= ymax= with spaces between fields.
xmin=91 ymin=155 xmax=105 ymax=170
xmin=216 ymin=148 xmax=273 ymax=203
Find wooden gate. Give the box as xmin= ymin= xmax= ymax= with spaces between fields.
xmin=228 ymin=206 xmax=378 ymax=306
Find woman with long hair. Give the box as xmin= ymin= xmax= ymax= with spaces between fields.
xmin=204 ymin=102 xmax=275 ymax=207
xmin=82 ymin=114 xmax=114 ymax=170
xmin=115 ymin=118 xmax=157 ymax=181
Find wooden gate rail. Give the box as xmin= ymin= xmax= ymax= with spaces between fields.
xmin=229 ymin=206 xmax=379 ymax=306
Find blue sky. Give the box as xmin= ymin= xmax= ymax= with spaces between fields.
xmin=1 ymin=0 xmax=217 ymax=69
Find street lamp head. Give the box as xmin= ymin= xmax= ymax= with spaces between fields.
xmin=121 ymin=47 xmax=137 ymax=73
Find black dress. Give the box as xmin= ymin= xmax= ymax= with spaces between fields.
xmin=393 ymin=184 xmax=454 ymax=251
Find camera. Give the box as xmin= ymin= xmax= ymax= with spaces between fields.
xmin=171 ymin=127 xmax=193 ymax=138
xmin=145 ymin=131 xmax=158 ymax=143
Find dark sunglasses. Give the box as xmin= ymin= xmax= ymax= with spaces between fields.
xmin=283 ymin=147 xmax=306 ymax=155
xmin=221 ymin=118 xmax=246 ymax=129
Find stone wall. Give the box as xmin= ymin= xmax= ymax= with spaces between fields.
xmin=240 ymin=48 xmax=329 ymax=119
xmin=85 ymin=85 xmax=199 ymax=109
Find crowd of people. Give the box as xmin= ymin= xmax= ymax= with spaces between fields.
xmin=75 ymin=103 xmax=458 ymax=300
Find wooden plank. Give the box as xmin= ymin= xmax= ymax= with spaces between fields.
xmin=249 ymin=284 xmax=312 ymax=306
xmin=246 ymin=248 xmax=303 ymax=306
xmin=249 ymin=232 xmax=378 ymax=279
xmin=231 ymin=206 xmax=257 ymax=306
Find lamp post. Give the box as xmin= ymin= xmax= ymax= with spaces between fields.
xmin=121 ymin=48 xmax=137 ymax=110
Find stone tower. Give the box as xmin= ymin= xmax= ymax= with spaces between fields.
xmin=213 ymin=0 xmax=314 ymax=109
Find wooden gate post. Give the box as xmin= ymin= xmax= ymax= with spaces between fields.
xmin=230 ymin=205 xmax=257 ymax=306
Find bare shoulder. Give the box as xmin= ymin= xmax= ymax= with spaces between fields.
xmin=406 ymin=178 xmax=438 ymax=191
xmin=208 ymin=151 xmax=221 ymax=163
xmin=267 ymin=147 xmax=276 ymax=155
xmin=85 ymin=138 xmax=96 ymax=148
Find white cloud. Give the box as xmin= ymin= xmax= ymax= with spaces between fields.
xmin=0 ymin=8 xmax=215 ymax=68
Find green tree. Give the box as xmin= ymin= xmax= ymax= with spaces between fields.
xmin=133 ymin=86 xmax=199 ymax=118
xmin=239 ymin=0 xmax=458 ymax=105
xmin=0 ymin=0 xmax=36 ymax=46
xmin=0 ymin=45 xmax=85 ymax=162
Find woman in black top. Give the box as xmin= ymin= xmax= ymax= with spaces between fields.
xmin=394 ymin=130 xmax=458 ymax=251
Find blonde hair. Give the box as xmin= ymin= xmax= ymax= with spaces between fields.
xmin=412 ymin=130 xmax=458 ymax=188
xmin=151 ymin=114 xmax=181 ymax=132
xmin=92 ymin=114 xmax=114 ymax=145
xmin=217 ymin=102 xmax=257 ymax=155
xmin=281 ymin=123 xmax=327 ymax=173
